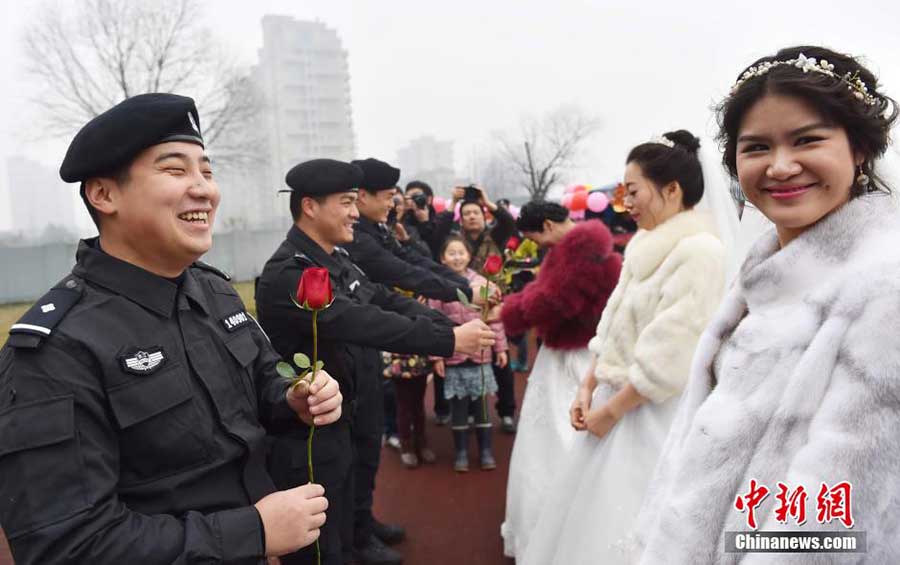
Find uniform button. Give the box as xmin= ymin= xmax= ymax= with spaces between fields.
xmin=66 ymin=279 xmax=78 ymax=289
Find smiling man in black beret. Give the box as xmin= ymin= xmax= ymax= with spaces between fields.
xmin=345 ymin=158 xmax=485 ymax=305
xmin=0 ymin=93 xmax=344 ymax=564
xmin=255 ymin=158 xmax=496 ymax=565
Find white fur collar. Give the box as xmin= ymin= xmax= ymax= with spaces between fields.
xmin=738 ymin=194 xmax=898 ymax=310
xmin=625 ymin=209 xmax=718 ymax=280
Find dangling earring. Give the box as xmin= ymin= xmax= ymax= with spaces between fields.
xmin=856 ymin=165 xmax=870 ymax=190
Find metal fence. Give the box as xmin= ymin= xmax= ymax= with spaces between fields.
xmin=0 ymin=229 xmax=287 ymax=304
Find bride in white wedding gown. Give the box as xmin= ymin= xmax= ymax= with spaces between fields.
xmin=519 ymin=131 xmax=733 ymax=564
xmin=498 ymin=202 xmax=622 ymax=559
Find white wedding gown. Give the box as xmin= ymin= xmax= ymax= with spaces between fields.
xmin=501 ymin=345 xmax=593 ymax=558
xmin=517 ymin=383 xmax=681 ymax=565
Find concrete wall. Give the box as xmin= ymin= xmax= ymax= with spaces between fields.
xmin=0 ymin=229 xmax=286 ymax=304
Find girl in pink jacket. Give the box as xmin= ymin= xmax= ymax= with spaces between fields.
xmin=429 ymin=235 xmax=508 ymax=472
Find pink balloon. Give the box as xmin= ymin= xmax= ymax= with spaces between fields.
xmin=586 ymin=191 xmax=609 ymax=213
xmin=508 ymin=204 xmax=520 ymax=219
xmin=565 ymin=184 xmax=578 ymax=194
xmin=433 ymin=196 xmax=447 ymax=213
xmin=453 ymin=201 xmax=462 ymax=222
xmin=571 ymin=209 xmax=586 ymax=220
xmin=561 ymin=193 xmax=574 ymax=209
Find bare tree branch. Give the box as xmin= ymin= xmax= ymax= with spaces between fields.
xmin=22 ymin=0 xmax=262 ymax=172
xmin=491 ymin=106 xmax=599 ymax=200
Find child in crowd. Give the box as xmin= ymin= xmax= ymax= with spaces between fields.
xmin=382 ymin=348 xmax=437 ymax=468
xmin=429 ymin=235 xmax=508 ymax=472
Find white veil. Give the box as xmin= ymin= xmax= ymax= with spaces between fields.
xmin=694 ymin=141 xmax=748 ymax=290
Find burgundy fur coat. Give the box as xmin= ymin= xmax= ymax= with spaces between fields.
xmin=502 ymin=220 xmax=622 ymax=350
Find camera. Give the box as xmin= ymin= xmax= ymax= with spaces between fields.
xmin=410 ymin=192 xmax=429 ymax=210
xmin=387 ymin=195 xmax=402 ymax=226
xmin=464 ymin=185 xmax=482 ymax=202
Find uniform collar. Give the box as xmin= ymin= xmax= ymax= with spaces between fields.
xmin=73 ymin=238 xmax=198 ymax=318
xmin=286 ymin=225 xmax=344 ymax=271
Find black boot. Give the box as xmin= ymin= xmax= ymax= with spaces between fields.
xmin=372 ymin=519 xmax=406 ymax=545
xmin=353 ymin=533 xmax=403 ymax=564
xmin=452 ymin=429 xmax=469 ymax=472
xmin=476 ymin=427 xmax=496 ymax=471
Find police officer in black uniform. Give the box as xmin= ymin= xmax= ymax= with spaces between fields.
xmin=345 ymin=158 xmax=492 ymax=304
xmin=255 ymin=159 xmax=496 ymax=565
xmin=0 ymin=94 xmax=344 ymax=565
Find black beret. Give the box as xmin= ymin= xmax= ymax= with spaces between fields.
xmin=283 ymin=159 xmax=363 ymax=196
xmin=60 ymin=93 xmax=204 ymax=183
xmin=351 ymin=158 xmax=400 ymax=191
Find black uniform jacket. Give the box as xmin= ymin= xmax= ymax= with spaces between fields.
xmin=255 ymin=225 xmax=456 ymax=420
xmin=0 ymin=240 xmax=300 ymax=565
xmin=344 ymin=216 xmax=471 ymax=303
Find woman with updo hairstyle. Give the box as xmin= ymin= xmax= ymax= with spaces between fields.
xmin=518 ymin=129 xmax=727 ymax=564
xmin=633 ymin=46 xmax=900 ymax=563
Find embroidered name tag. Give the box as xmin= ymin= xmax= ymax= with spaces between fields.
xmin=221 ymin=310 xmax=251 ymax=332
xmin=120 ymin=347 xmax=166 ymax=375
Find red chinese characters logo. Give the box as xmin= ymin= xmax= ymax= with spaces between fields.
xmin=816 ymin=481 xmax=854 ymax=528
xmin=774 ymin=482 xmax=808 ymax=526
xmin=734 ymin=479 xmax=770 ymax=530
xmin=734 ymin=480 xmax=854 ymax=530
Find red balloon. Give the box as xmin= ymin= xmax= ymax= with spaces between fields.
xmin=433 ymin=196 xmax=447 ymax=213
xmin=562 ymin=193 xmax=574 ymax=209
xmin=570 ymin=190 xmax=588 ymax=211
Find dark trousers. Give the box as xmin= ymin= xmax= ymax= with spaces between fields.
xmin=510 ymin=333 xmax=529 ymax=367
xmin=382 ymin=377 xmax=398 ymax=437
xmin=450 ymin=395 xmax=490 ymax=429
xmin=433 ymin=375 xmax=449 ymax=417
xmin=493 ymin=359 xmax=516 ymax=418
xmin=269 ymin=424 xmax=354 ymax=565
xmin=353 ymin=373 xmax=385 ymax=547
xmin=394 ymin=375 xmax=428 ymax=451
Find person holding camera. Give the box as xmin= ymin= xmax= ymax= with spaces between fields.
xmin=345 ymin=158 xmax=495 ymax=306
xmin=441 ymin=184 xmax=520 ymax=432
xmin=402 ymin=181 xmax=444 ymax=259
xmin=389 ymin=189 xmax=432 ymax=259
xmin=451 ymin=185 xmax=518 ymax=271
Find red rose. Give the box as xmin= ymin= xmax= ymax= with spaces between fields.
xmin=505 ymin=237 xmax=521 ymax=252
xmin=482 ymin=254 xmax=503 ymax=276
xmin=296 ymin=267 xmax=333 ymax=310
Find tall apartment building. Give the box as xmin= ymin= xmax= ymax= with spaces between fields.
xmin=220 ymin=15 xmax=355 ymax=230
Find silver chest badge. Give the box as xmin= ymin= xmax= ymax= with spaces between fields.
xmin=120 ymin=347 xmax=166 ymax=375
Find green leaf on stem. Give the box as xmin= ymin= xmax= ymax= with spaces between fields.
xmin=293 ymin=353 xmax=311 ymax=369
xmin=314 ymin=360 xmax=325 ymax=373
xmin=276 ymin=362 xmax=296 ymax=380
xmin=456 ymin=287 xmax=471 ymax=306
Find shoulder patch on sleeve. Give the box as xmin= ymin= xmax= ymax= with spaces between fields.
xmin=293 ymin=253 xmax=319 ymax=268
xmin=192 ymin=260 xmax=231 ymax=281
xmin=8 ymin=276 xmax=85 ymax=348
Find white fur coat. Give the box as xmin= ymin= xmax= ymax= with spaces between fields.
xmin=634 ymin=195 xmax=900 ymax=563
xmin=588 ymin=209 xmax=725 ymax=403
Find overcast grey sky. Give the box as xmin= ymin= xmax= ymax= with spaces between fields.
xmin=3 ymin=0 xmax=900 ymax=230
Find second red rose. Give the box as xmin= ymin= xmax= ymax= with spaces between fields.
xmin=296 ymin=267 xmax=334 ymax=310
xmin=482 ymin=254 xmax=503 ymax=276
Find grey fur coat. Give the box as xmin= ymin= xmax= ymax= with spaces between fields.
xmin=633 ymin=195 xmax=900 ymax=564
